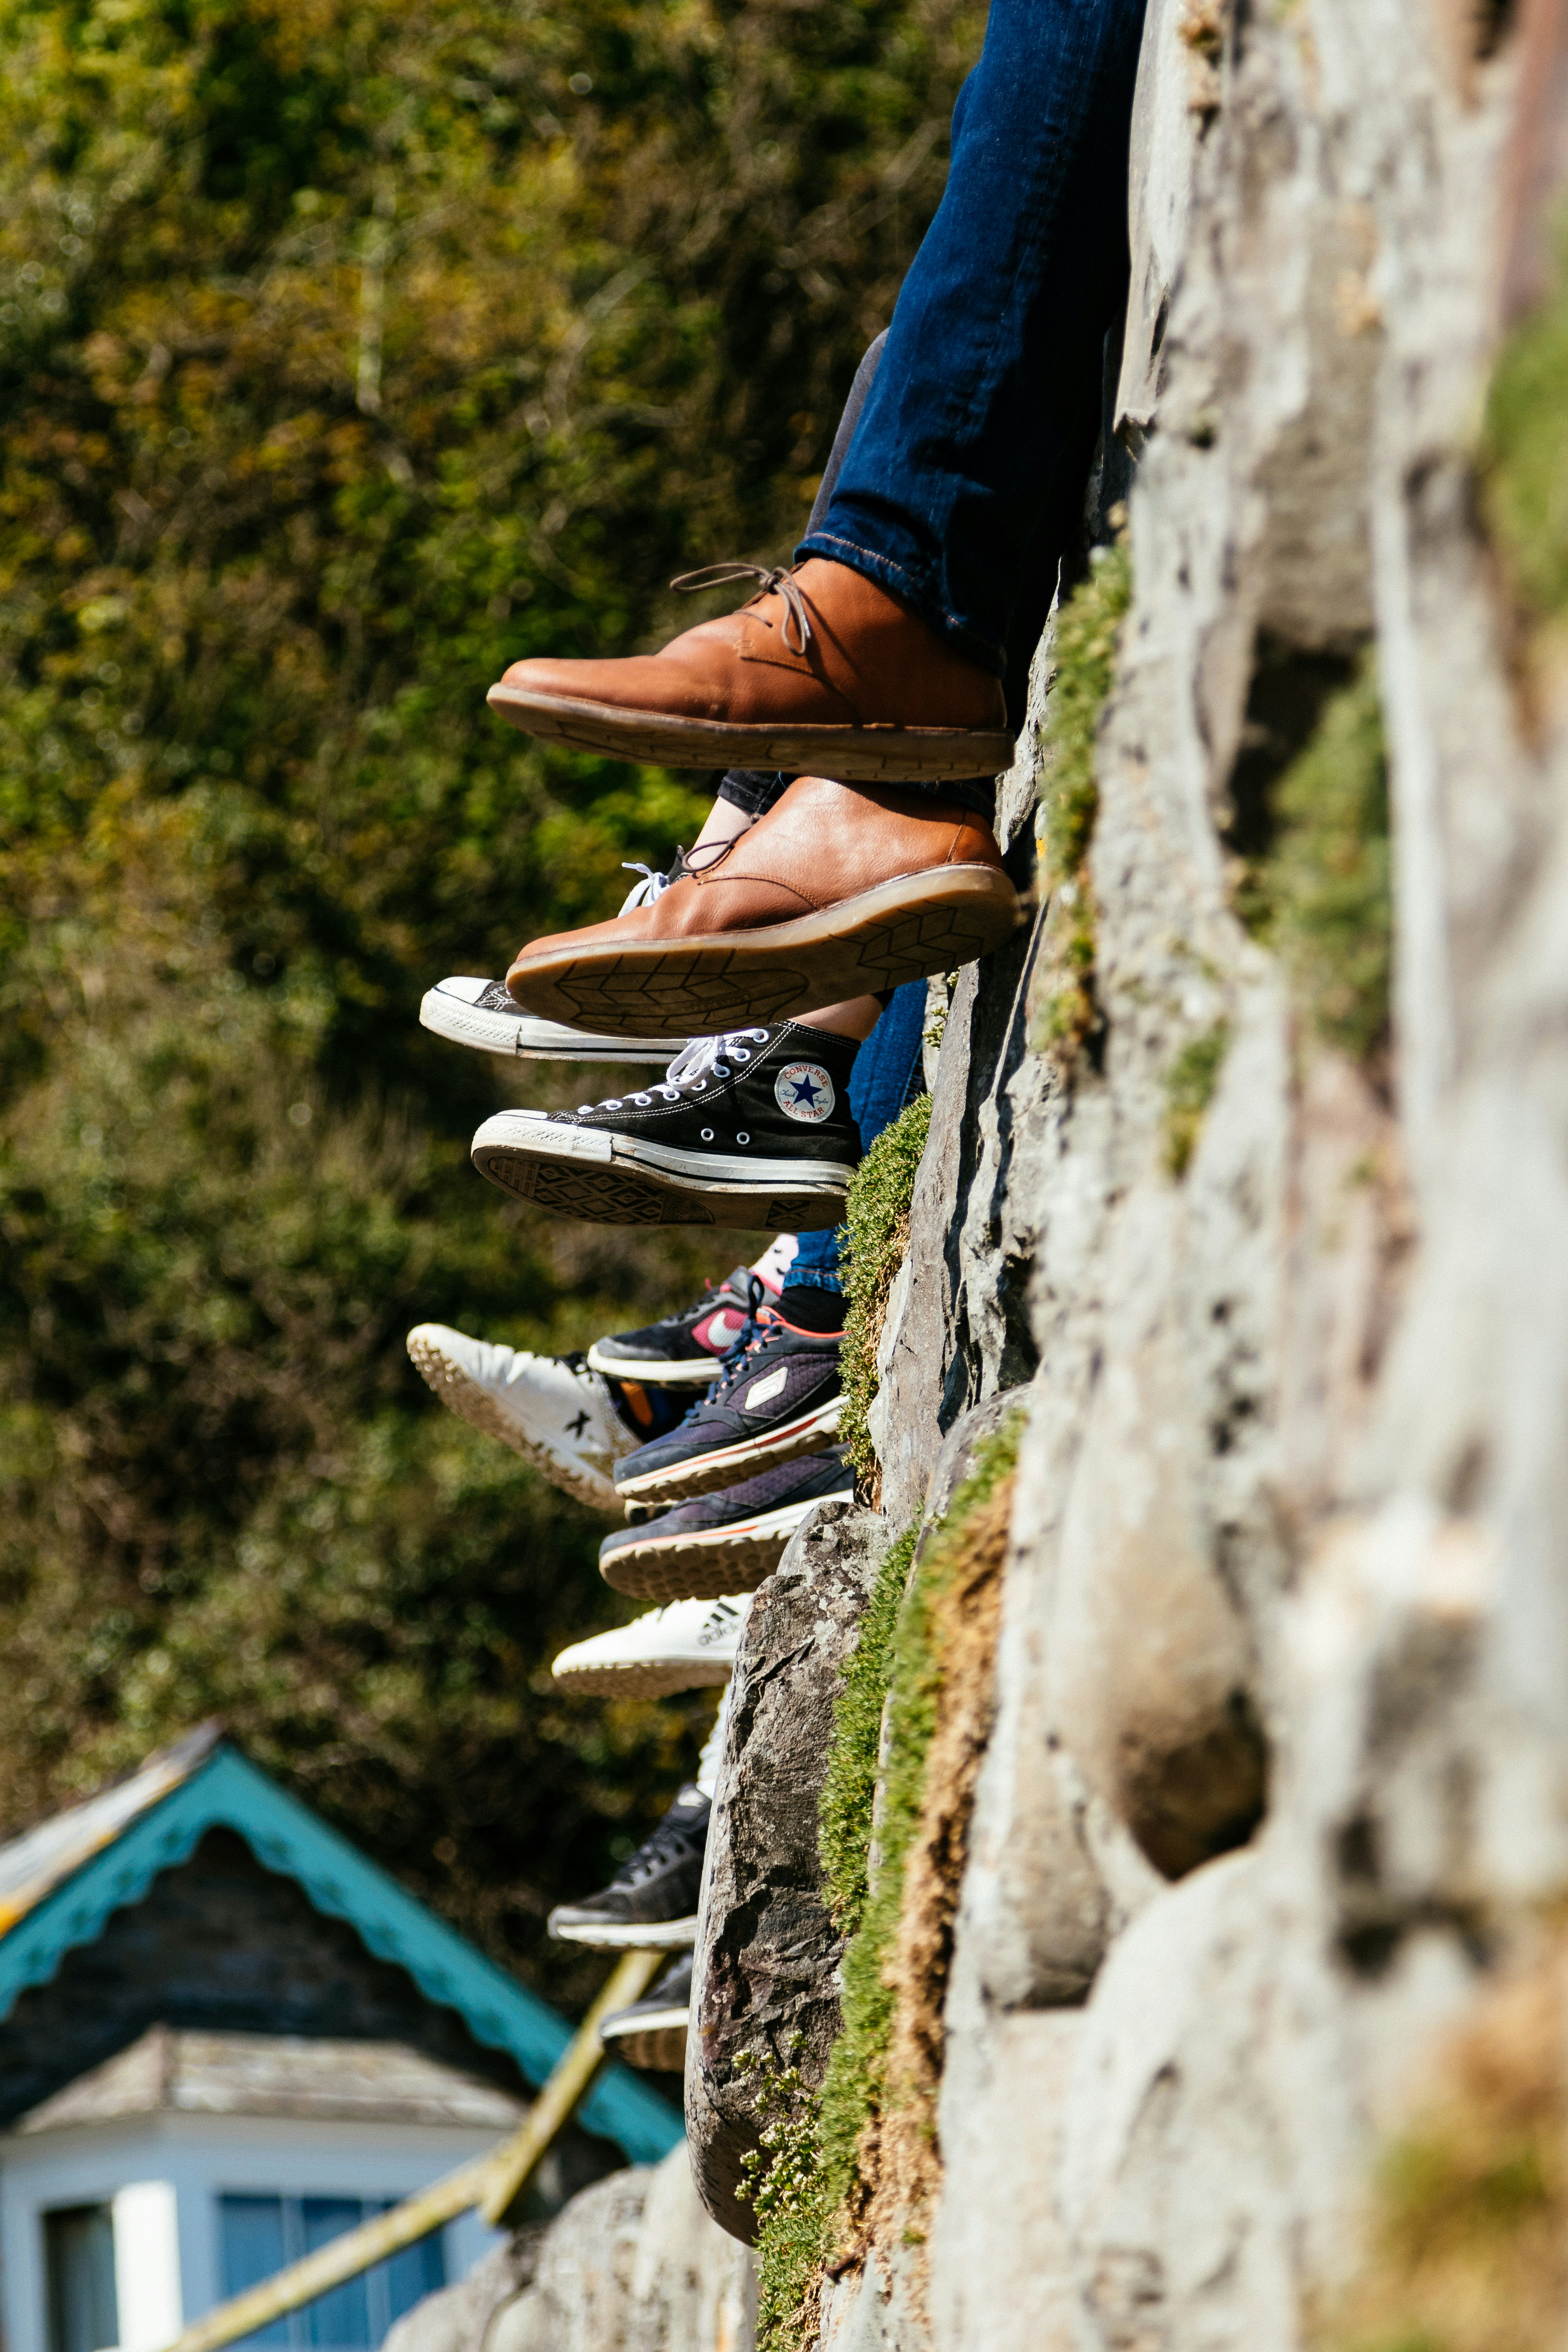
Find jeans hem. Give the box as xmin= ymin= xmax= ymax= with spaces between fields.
xmin=780 ymin=1265 xmax=844 ymax=1294
xmin=796 ymin=530 xmax=1005 ymax=676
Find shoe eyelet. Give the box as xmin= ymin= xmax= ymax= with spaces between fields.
xmin=733 ymin=1048 xmax=751 ymax=1063
xmin=633 ymin=1094 xmax=652 ymax=1106
xmin=701 ymin=1127 xmax=714 ymax=1142
xmin=714 ymin=1063 xmax=730 ymax=1079
xmin=692 ymin=1078 xmax=707 ymax=1090
xmin=737 ymin=1131 xmax=750 ymax=1146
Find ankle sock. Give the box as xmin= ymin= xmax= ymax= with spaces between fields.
xmin=778 ymin=1284 xmax=846 ymax=1336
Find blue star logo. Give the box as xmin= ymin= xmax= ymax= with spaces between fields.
xmin=787 ymin=1074 xmax=823 ymax=1110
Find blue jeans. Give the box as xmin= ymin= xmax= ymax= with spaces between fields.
xmin=789 ymin=979 xmax=928 ymax=1295
xmin=799 ymin=0 xmax=1145 ymax=677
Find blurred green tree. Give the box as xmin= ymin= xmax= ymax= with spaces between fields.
xmin=0 ymin=0 xmax=980 ymax=2003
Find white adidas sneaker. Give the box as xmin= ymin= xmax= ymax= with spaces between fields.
xmin=419 ymin=977 xmax=688 ymax=1065
xmin=550 ymin=1594 xmax=750 ymax=1700
xmin=407 ymin=1325 xmax=630 ymax=1512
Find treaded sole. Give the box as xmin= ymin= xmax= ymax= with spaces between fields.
xmin=486 ymin=682 xmax=1014 ymax=784
xmin=406 ymin=1331 xmax=623 ymax=1514
xmin=614 ymin=1398 xmax=843 ymax=1506
xmin=549 ymin=1915 xmax=698 ymax=1951
xmin=550 ymin=1651 xmax=737 ymax=1699
xmin=470 ymin=1125 xmax=850 ymax=1232
xmin=600 ymin=2020 xmax=688 ymax=2072
xmin=598 ymin=1488 xmax=852 ymax=1600
xmin=585 ymin=1343 xmax=725 ymax=1385
xmin=505 ymin=864 xmax=1022 ymax=1037
xmin=418 ymin=988 xmax=683 ymax=1064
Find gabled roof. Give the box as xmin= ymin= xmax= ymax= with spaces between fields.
xmin=0 ymin=1727 xmax=679 ymax=2165
xmin=17 ymin=2026 xmax=528 ymax=2134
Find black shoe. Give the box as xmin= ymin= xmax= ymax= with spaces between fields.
xmin=599 ymin=1951 xmax=692 ymax=2072
xmin=599 ymin=1447 xmax=855 ymax=1601
xmin=546 ymin=1788 xmax=710 ymax=1950
xmin=613 ymin=1310 xmax=843 ymax=1506
xmin=469 ymin=1023 xmax=862 ymax=1230
xmin=588 ymin=1263 xmax=783 ymax=1387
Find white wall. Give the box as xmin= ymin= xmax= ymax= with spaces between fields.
xmin=0 ymin=2112 xmax=505 ymax=2352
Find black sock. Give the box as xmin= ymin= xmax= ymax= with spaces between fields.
xmin=778 ymin=1284 xmax=846 ymax=1335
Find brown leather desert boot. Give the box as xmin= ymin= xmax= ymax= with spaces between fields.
xmin=486 ymin=557 xmax=1013 ymax=784
xmin=504 ymin=775 xmax=1022 ymax=1035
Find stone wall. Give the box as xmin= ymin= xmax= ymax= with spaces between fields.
xmin=706 ymin=0 xmax=1568 ymax=2344
xmin=384 ymin=2142 xmax=756 ymax=2352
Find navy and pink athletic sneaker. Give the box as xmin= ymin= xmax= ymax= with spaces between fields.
xmin=612 ymin=1308 xmax=843 ymax=1506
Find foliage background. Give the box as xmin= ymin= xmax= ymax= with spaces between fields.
xmin=0 ymin=0 xmax=982 ymax=2006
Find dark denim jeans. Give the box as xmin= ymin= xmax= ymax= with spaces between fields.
xmin=720 ymin=0 xmax=1143 ymax=823
xmin=799 ymin=0 xmax=1146 ymax=677
xmin=788 ymin=977 xmax=929 ymax=1295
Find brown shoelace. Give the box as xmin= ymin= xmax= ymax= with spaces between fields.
xmin=670 ymin=561 xmax=814 ymax=655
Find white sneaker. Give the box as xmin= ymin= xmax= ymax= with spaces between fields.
xmin=407 ymin=1325 xmax=629 ymax=1512
xmin=419 ymin=977 xmax=688 ymax=1065
xmin=550 ymin=1594 xmax=750 ymax=1699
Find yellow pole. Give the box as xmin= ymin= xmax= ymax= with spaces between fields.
xmin=157 ymin=1947 xmax=667 ymax=2352
xmin=481 ymin=1947 xmax=662 ymax=2227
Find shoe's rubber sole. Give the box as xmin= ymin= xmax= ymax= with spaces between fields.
xmin=419 ymin=987 xmax=685 ymax=1065
xmin=548 ymin=1913 xmax=699 ymax=1952
xmin=470 ymin=1116 xmax=852 ymax=1232
xmin=599 ymin=1488 xmax=853 ymax=1601
xmin=505 ymin=864 xmax=1023 ymax=1038
xmin=487 ymin=681 xmax=1015 ymax=784
xmin=614 ymin=1397 xmax=844 ymax=1506
xmin=406 ymin=1329 xmax=623 ymax=1514
xmin=586 ymin=1343 xmax=726 ymax=1386
xmin=550 ymin=1647 xmax=737 ymax=1699
xmin=600 ymin=2016 xmax=688 ymax=2072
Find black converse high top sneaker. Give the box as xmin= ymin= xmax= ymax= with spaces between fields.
xmin=469 ymin=1022 xmax=862 ymax=1229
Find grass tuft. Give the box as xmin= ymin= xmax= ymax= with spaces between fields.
xmin=1163 ymin=1022 xmax=1231 ymax=1178
xmin=1313 ymin=1945 xmax=1568 ymax=2352
xmin=1234 ymin=655 xmax=1390 ymax=1065
xmin=1481 ymin=218 xmax=1568 ymax=708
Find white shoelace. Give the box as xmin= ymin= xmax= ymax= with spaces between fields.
xmin=663 ymin=1029 xmax=770 ymax=1087
xmin=574 ymin=1028 xmax=770 ymax=1118
xmin=618 ymin=861 xmax=676 ymax=916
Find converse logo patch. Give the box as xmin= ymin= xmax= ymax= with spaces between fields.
xmin=744 ymin=1363 xmax=789 ymax=1408
xmin=774 ymin=1061 xmax=835 ymax=1123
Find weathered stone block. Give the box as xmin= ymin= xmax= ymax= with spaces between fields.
xmin=386 ymin=2149 xmax=754 ymax=2352
xmin=686 ymin=1501 xmax=893 ymax=2243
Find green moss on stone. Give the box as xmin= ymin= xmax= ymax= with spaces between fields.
xmin=743 ymin=1419 xmax=1025 ymax=2351
xmin=1163 ymin=1022 xmax=1231 ymax=1178
xmin=838 ymin=1091 xmax=933 ymax=1483
xmin=1033 ymin=541 xmax=1133 ymax=1062
xmin=1236 ymin=655 xmax=1391 ymax=1065
xmin=818 ymin=1523 xmax=917 ymax=1938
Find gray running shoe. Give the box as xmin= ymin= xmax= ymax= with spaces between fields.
xmin=547 ymin=1789 xmax=709 ymax=1951
xmin=600 ymin=1951 xmax=691 ymax=2072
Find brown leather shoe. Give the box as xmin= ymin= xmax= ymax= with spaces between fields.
xmin=486 ymin=557 xmax=1013 ymax=784
xmin=504 ymin=775 xmax=1022 ymax=1034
